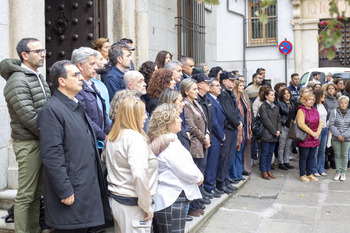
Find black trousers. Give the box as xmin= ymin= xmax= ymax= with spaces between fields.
xmin=216 ymin=129 xmax=236 ymax=188
xmin=55 ymin=229 xmax=88 ymax=233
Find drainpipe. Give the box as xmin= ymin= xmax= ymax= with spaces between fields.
xmin=226 ymin=0 xmax=247 ymax=81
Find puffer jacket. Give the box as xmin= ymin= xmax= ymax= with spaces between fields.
xmin=329 ymin=107 xmax=350 ymax=141
xmin=0 ymin=58 xmax=51 ymax=140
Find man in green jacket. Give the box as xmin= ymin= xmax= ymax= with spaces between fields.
xmin=0 ymin=37 xmax=51 ymax=233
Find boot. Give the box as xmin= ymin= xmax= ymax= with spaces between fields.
xmin=261 ymin=172 xmax=271 ymax=180
xmin=267 ymin=171 xmax=276 ymax=179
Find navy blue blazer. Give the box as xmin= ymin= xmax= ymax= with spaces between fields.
xmin=208 ymin=94 xmax=226 ymax=147
xmin=76 ymin=81 xmax=111 ymax=141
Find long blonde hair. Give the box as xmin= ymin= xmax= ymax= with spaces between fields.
xmin=108 ymin=97 xmax=145 ymax=141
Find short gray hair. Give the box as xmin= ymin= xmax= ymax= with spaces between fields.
xmin=109 ymin=44 xmax=129 ymax=66
xmin=338 ymin=95 xmax=349 ymax=103
xmin=327 ymin=72 xmax=333 ymax=77
xmin=180 ymin=57 xmax=193 ymax=65
xmin=124 ymin=71 xmax=142 ymax=88
xmin=164 ymin=60 xmax=182 ymax=71
xmin=71 ymin=47 xmax=98 ymax=66
xmin=180 ymin=78 xmax=197 ymax=97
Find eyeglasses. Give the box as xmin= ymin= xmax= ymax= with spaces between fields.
xmin=26 ymin=49 xmax=46 ymax=55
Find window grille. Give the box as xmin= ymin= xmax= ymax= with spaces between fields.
xmin=247 ymin=0 xmax=277 ymax=47
xmin=176 ymin=0 xmax=206 ymax=63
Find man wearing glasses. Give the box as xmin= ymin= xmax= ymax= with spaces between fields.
xmin=0 ymin=37 xmax=50 ymax=233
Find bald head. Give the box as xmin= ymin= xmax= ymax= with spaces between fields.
xmin=124 ymin=71 xmax=147 ymax=96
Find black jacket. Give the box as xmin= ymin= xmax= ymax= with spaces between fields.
xmin=217 ymin=86 xmax=243 ymax=130
xmin=37 ymin=90 xmax=111 ymax=229
xmin=197 ymin=93 xmax=213 ymax=134
xmin=278 ymin=100 xmax=296 ymax=127
xmin=259 ymin=101 xmax=282 ymax=142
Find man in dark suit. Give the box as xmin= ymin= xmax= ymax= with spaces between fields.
xmin=204 ymin=78 xmax=226 ymax=197
xmin=216 ymin=72 xmax=243 ymax=194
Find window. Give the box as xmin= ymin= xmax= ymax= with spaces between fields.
xmin=176 ymin=0 xmax=205 ymax=63
xmin=248 ymin=0 xmax=277 ymax=47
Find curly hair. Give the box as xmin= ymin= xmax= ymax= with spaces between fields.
xmin=139 ymin=61 xmax=156 ymax=85
xmin=147 ymin=104 xmax=179 ymax=141
xmin=147 ymin=68 xmax=174 ymax=99
xmin=155 ymin=50 xmax=172 ymax=69
xmin=300 ymin=93 xmax=315 ymax=105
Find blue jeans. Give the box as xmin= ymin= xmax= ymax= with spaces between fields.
xmin=260 ymin=142 xmax=276 ymax=172
xmin=315 ymin=127 xmax=328 ymax=174
xmin=229 ymin=126 xmax=246 ymax=180
xmin=299 ymin=147 xmax=318 ymax=176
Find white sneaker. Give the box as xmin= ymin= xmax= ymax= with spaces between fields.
xmin=314 ymin=173 xmax=321 ymax=177
xmin=334 ymin=173 xmax=341 ymax=181
xmin=340 ymin=173 xmax=346 ymax=181
xmin=321 ymin=173 xmax=327 ymax=176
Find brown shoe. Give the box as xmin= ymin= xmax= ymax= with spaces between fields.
xmin=198 ymin=209 xmax=205 ymax=215
xmin=261 ymin=172 xmax=271 ymax=180
xmin=300 ymin=175 xmax=309 ymax=182
xmin=188 ymin=209 xmax=201 ymax=217
xmin=267 ymin=171 xmax=276 ymax=179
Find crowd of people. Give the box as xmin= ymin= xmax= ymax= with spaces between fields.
xmin=1 ymin=37 xmax=350 ymax=233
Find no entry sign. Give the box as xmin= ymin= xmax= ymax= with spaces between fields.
xmin=279 ymin=40 xmax=293 ymax=55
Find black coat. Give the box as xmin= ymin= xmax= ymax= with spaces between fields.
xmin=37 ymin=90 xmax=111 ymax=229
xmin=197 ymin=93 xmax=213 ymax=134
xmin=217 ymin=86 xmax=243 ymax=130
xmin=259 ymin=101 xmax=282 ymax=142
xmin=278 ymin=100 xmax=296 ymax=127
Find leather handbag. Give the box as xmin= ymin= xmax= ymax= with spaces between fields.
xmin=288 ymin=119 xmax=307 ymax=141
xmin=252 ymin=115 xmax=264 ymax=139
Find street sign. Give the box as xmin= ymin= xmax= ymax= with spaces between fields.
xmin=279 ymin=40 xmax=293 ymax=55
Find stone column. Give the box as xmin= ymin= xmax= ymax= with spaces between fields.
xmin=135 ymin=0 xmax=149 ymax=68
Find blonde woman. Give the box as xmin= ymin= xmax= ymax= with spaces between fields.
xmin=148 ymin=104 xmax=203 ymax=233
xmin=104 ymin=97 xmax=158 ymax=233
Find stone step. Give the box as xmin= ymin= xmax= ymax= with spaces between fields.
xmin=185 ymin=176 xmax=250 ymax=233
xmin=0 ymin=190 xmax=16 ymax=211
xmin=0 ymin=209 xmax=14 ymax=233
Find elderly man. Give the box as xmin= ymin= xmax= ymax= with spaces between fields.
xmin=325 ymin=72 xmax=333 ymax=84
xmin=0 ymin=37 xmax=51 ymax=233
xmin=103 ymin=44 xmax=131 ymax=100
xmin=37 ymin=60 xmax=109 ymax=232
xmin=164 ymin=60 xmax=183 ymax=89
xmin=180 ymin=57 xmax=194 ymax=79
xmin=72 ymin=47 xmax=111 ymax=142
xmin=123 ymin=70 xmax=147 ymax=97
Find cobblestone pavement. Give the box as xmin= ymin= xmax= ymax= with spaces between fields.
xmin=197 ymin=155 xmax=350 ymax=233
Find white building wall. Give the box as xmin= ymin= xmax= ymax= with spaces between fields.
xmin=148 ymin=0 xmax=178 ymax=62
xmin=216 ymin=0 xmax=295 ymax=86
xmin=0 ymin=0 xmax=11 ymax=190
xmin=204 ymin=6 xmax=217 ymax=68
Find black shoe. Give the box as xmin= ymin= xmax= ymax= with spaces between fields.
xmin=278 ymin=164 xmax=289 ymax=170
xmin=252 ymin=154 xmax=258 ymax=160
xmin=201 ymin=188 xmax=214 ymax=199
xmin=199 ymin=204 xmax=206 ymax=209
xmin=214 ymin=188 xmax=224 ymax=194
xmin=271 ymin=166 xmax=275 ymax=170
xmin=199 ymin=198 xmax=211 ymax=205
xmin=229 ymin=178 xmax=239 ymax=184
xmin=284 ymin=163 xmax=294 ymax=169
xmin=217 ymin=186 xmax=233 ymax=194
xmin=226 ymin=184 xmax=238 ymax=191
xmin=186 ymin=215 xmax=193 ymax=221
xmin=206 ymin=189 xmax=221 ymax=198
xmin=240 ymin=177 xmax=246 ymax=181
xmin=242 ymin=170 xmax=250 ymax=176
xmin=292 ymin=148 xmax=298 ymax=154
xmin=348 ymin=161 xmax=350 ymax=168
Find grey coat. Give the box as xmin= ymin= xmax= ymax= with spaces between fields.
xmin=259 ymin=101 xmax=282 ymax=143
xmin=329 ymin=107 xmax=350 ymax=141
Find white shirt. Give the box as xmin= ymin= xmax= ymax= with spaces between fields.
xmin=317 ymin=104 xmax=327 ymax=128
xmin=153 ymin=137 xmax=202 ymax=211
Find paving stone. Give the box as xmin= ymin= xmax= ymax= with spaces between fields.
xmin=258 ymin=219 xmax=315 ymax=233
xmin=275 ymin=192 xmax=320 ymax=207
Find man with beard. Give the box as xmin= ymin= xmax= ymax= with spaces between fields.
xmin=245 ymin=73 xmax=263 ymax=103
xmin=124 ymin=71 xmax=147 ymax=97
xmin=72 ymin=47 xmax=111 ymax=143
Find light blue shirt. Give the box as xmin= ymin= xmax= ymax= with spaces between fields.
xmin=92 ymin=78 xmax=111 ymax=122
